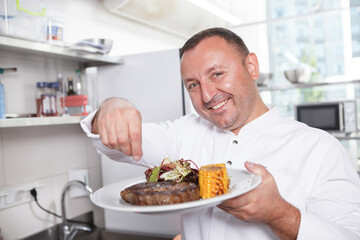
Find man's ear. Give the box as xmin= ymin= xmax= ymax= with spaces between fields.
xmin=245 ymin=53 xmax=259 ymax=81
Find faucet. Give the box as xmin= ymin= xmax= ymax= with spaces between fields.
xmin=61 ymin=180 xmax=93 ymax=240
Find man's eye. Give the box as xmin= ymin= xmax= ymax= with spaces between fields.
xmin=213 ymin=72 xmax=223 ymax=78
xmin=188 ymin=83 xmax=198 ymax=89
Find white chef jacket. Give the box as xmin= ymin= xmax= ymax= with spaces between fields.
xmin=81 ymin=107 xmax=360 ymax=240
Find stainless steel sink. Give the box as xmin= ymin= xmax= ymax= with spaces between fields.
xmin=20 ymin=209 xmax=174 ymax=240
xmin=98 ymin=230 xmax=173 ymax=240
xmin=20 ymin=223 xmax=173 ymax=240
xmin=21 ymin=183 xmax=174 ymax=240
xmin=19 ymin=223 xmax=98 ymax=240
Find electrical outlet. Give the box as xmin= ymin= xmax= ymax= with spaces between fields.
xmin=0 ymin=182 xmax=43 ymax=210
xmin=68 ymin=169 xmax=89 ymax=198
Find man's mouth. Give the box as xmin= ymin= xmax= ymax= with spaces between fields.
xmin=210 ymin=98 xmax=230 ymax=110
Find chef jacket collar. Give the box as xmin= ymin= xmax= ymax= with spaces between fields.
xmin=220 ymin=105 xmax=279 ymax=137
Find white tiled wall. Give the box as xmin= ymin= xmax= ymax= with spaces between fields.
xmin=0 ymin=125 xmax=104 ymax=239
xmin=2 ymin=125 xmax=96 ymax=184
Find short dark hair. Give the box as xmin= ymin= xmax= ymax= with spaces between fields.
xmin=180 ymin=27 xmax=250 ymax=59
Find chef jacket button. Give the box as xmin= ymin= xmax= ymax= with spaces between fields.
xmin=232 ymin=140 xmax=238 ymax=144
xmin=226 ymin=161 xmax=232 ymax=166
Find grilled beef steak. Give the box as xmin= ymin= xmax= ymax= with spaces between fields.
xmin=120 ymin=181 xmax=200 ymax=206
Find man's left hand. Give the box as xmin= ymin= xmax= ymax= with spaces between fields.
xmin=218 ymin=161 xmax=300 ymax=240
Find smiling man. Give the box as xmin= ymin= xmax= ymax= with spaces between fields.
xmin=81 ymin=28 xmax=360 ymax=240
xmin=180 ymin=34 xmax=268 ymax=134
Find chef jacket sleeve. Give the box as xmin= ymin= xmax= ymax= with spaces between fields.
xmin=80 ymin=110 xmax=179 ymax=168
xmin=297 ymin=140 xmax=360 ymax=239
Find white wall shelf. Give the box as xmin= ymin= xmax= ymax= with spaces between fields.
xmin=0 ymin=35 xmax=123 ymax=67
xmin=331 ymin=132 xmax=360 ymax=140
xmin=0 ymin=116 xmax=83 ymax=128
xmin=258 ymin=78 xmax=360 ymax=92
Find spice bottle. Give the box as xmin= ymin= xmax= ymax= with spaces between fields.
xmin=36 ymin=82 xmax=46 ymax=117
xmin=42 ymin=82 xmax=51 ymax=116
xmin=67 ymin=77 xmax=77 ymax=96
xmin=56 ymin=73 xmax=64 ymax=115
xmin=47 ymin=82 xmax=58 ymax=116
xmin=75 ymin=68 xmax=88 ymax=95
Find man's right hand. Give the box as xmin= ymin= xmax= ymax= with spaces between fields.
xmin=92 ymin=97 xmax=143 ymax=161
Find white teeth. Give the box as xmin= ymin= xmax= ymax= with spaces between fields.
xmin=211 ymin=99 xmax=229 ymax=110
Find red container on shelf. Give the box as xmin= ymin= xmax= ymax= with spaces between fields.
xmin=61 ymin=95 xmax=89 ymax=116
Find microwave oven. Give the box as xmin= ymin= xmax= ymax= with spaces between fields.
xmin=295 ymin=101 xmax=358 ymax=133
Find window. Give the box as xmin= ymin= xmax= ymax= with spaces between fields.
xmin=231 ymin=0 xmax=360 ymax=170
xmin=350 ymin=1 xmax=360 ymax=57
xmin=261 ymin=0 xmax=359 ymax=117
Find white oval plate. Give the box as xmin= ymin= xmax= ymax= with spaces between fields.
xmin=90 ymin=169 xmax=262 ymax=214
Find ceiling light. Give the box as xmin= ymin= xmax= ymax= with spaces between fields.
xmin=187 ymin=0 xmax=241 ymax=25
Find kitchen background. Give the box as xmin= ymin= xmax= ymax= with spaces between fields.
xmin=0 ymin=0 xmax=359 ymax=239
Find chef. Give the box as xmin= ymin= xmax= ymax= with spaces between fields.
xmin=81 ymin=27 xmax=360 ymax=240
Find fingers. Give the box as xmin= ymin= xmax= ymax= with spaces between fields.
xmin=115 ymin=118 xmax=132 ymax=154
xmin=98 ymin=114 xmax=123 ymax=150
xmin=218 ymin=189 xmax=252 ymax=210
xmin=112 ymin=110 xmax=142 ymax=160
xmin=98 ymin=116 xmax=113 ymax=147
xmin=245 ymin=161 xmax=268 ymax=177
xmin=129 ymin=113 xmax=142 ymax=160
xmin=218 ymin=197 xmax=256 ymax=222
xmin=95 ymin=98 xmax=143 ymax=161
xmin=217 ymin=161 xmax=284 ymax=223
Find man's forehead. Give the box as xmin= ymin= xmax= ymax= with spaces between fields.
xmin=182 ymin=39 xmax=219 ymax=62
xmin=181 ymin=39 xmax=242 ymax=68
xmin=182 ymin=37 xmax=240 ymax=61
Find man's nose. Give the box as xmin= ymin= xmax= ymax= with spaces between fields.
xmin=201 ymin=82 xmax=217 ymax=103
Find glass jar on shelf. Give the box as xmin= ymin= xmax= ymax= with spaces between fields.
xmin=67 ymin=77 xmax=77 ymax=96
xmin=47 ymin=82 xmax=59 ymax=116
